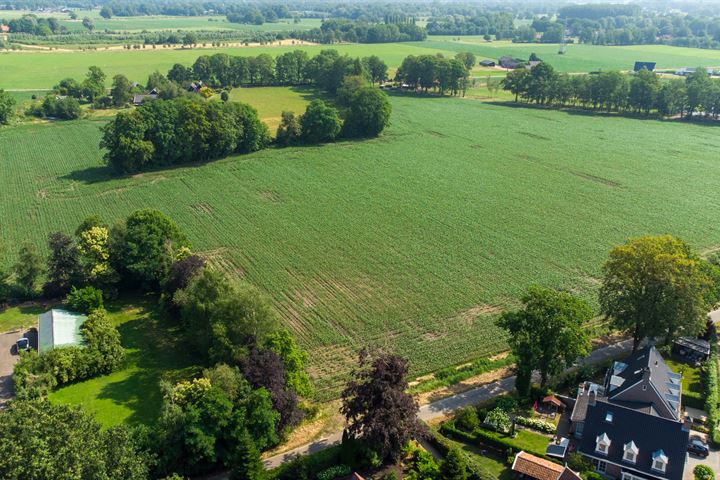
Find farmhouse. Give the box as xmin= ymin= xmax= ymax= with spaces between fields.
xmin=511 ymin=451 xmax=582 ymax=480
xmin=133 ymin=93 xmax=159 ymax=105
xmin=38 ymin=309 xmax=87 ymax=353
xmin=570 ymin=346 xmax=689 ymax=480
xmin=0 ymin=24 xmax=9 ymax=33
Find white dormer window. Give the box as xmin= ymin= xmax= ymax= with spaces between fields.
xmin=605 ymin=412 xmax=614 ymax=423
xmin=652 ymin=450 xmax=668 ymax=472
xmin=596 ymin=433 xmax=611 ymax=455
xmin=623 ymin=441 xmax=638 ymax=463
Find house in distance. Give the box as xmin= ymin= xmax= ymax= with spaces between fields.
xmin=633 ymin=61 xmax=657 ymax=72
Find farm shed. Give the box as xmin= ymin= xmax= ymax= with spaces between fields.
xmin=38 ymin=309 xmax=87 ymax=353
xmin=499 ymin=56 xmax=522 ymax=69
xmin=480 ymin=59 xmax=496 ymax=67
xmin=633 ymin=61 xmax=656 ymax=72
xmin=673 ymin=336 xmax=711 ymax=361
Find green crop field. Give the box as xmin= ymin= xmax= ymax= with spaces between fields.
xmin=2 ymin=93 xmax=720 ymax=397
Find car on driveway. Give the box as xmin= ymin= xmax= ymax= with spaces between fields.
xmin=16 ymin=337 xmax=30 ymax=352
xmin=688 ymin=437 xmax=710 ymax=457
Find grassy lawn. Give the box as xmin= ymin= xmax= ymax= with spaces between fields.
xmin=665 ymin=358 xmax=703 ymax=408
xmin=0 ymin=302 xmax=54 ymax=332
xmin=439 ymin=434 xmax=513 ymax=480
xmin=5 ymin=94 xmax=720 ymax=397
xmin=48 ymin=296 xmax=201 ymax=427
xmin=227 ymin=86 xmax=328 ymax=133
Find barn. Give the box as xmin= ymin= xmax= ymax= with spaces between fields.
xmin=38 ymin=309 xmax=88 ymax=353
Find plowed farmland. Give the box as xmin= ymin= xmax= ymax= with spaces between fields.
xmin=2 ymin=94 xmax=720 ymax=397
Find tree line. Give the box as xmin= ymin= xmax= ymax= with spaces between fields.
xmin=395 ymin=53 xmax=474 ymax=96
xmin=502 ymin=62 xmax=720 ymax=119
xmin=293 ymin=19 xmax=426 ymax=44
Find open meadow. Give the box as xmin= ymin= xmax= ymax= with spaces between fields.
xmin=2 ymin=92 xmax=720 ymax=398
xmin=8 ymin=38 xmax=720 ymax=89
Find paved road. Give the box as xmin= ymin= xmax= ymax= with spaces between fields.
xmin=0 ymin=332 xmax=21 ymax=404
xmin=258 ymin=338 xmax=634 ymax=470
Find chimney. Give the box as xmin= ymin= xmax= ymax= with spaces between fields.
xmin=588 ymin=390 xmax=596 ymax=407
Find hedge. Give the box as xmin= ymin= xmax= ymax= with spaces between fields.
xmin=270 ymin=445 xmax=343 ymax=480
xmin=704 ymin=349 xmax=720 ymax=445
xmin=426 ymin=427 xmax=501 ymax=480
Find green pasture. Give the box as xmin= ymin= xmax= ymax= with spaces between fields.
xmin=2 ymin=94 xmax=720 ymax=397
xmin=48 ymin=297 xmax=199 ymax=426
xmin=425 ymin=37 xmax=720 ymax=72
xmin=226 ymin=85 xmax=328 ymax=132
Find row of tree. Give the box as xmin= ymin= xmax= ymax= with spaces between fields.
xmin=503 ymin=63 xmax=720 ymax=119
xmin=498 ymin=234 xmax=720 ymax=396
xmin=179 ymin=50 xmax=388 ymax=91
xmin=395 ymin=53 xmax=472 ymax=96
xmin=293 ymin=19 xmax=426 ymax=44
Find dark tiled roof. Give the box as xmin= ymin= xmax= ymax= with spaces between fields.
xmin=577 ymin=398 xmax=689 ymax=480
xmin=606 ymin=346 xmax=681 ymax=420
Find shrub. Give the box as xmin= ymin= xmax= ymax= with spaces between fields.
xmin=341 ymin=87 xmax=392 ymax=138
xmin=455 ymin=406 xmax=480 ymax=432
xmin=65 ymin=286 xmax=104 ymax=313
xmin=694 ymin=464 xmax=715 ymax=480
xmin=566 ymin=452 xmax=591 ymax=473
xmin=514 ymin=416 xmax=556 ymax=433
xmin=496 ymin=396 xmax=518 ymax=413
xmin=316 ymin=465 xmax=351 ymax=480
xmin=484 ymin=407 xmax=511 ymax=433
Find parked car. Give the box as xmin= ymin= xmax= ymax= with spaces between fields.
xmin=16 ymin=337 xmax=30 ymax=352
xmin=688 ymin=438 xmax=710 ymax=457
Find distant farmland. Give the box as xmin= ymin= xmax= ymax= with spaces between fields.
xmin=7 ymin=38 xmax=720 ymax=89
xmin=2 ymin=94 xmax=720 ymax=397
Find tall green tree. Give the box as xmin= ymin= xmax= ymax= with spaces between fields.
xmin=82 ymin=66 xmax=107 ymax=102
xmin=110 ymin=209 xmax=189 ymax=290
xmin=110 ymin=74 xmax=133 ymax=107
xmin=497 ymin=286 xmax=592 ymax=394
xmin=44 ymin=232 xmax=83 ymax=297
xmin=230 ymin=427 xmax=265 ymax=480
xmin=600 ymin=235 xmax=713 ymax=349
xmin=342 ymin=87 xmax=392 ymax=138
xmin=13 ymin=242 xmax=44 ymax=297
xmin=300 ymin=100 xmax=341 ymax=143
xmin=0 ymin=400 xmax=148 ymax=480
xmin=0 ymin=89 xmax=16 ymax=124
xmin=441 ymin=448 xmax=469 ymax=480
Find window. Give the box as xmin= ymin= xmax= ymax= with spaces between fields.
xmin=622 ymin=473 xmax=645 ymax=480
xmin=623 ymin=441 xmax=638 ymax=464
xmin=605 ymin=411 xmax=614 ymax=423
xmin=593 ymin=460 xmax=607 ymax=474
xmin=596 ymin=433 xmax=611 ymax=455
xmin=652 ymin=450 xmax=668 ymax=473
